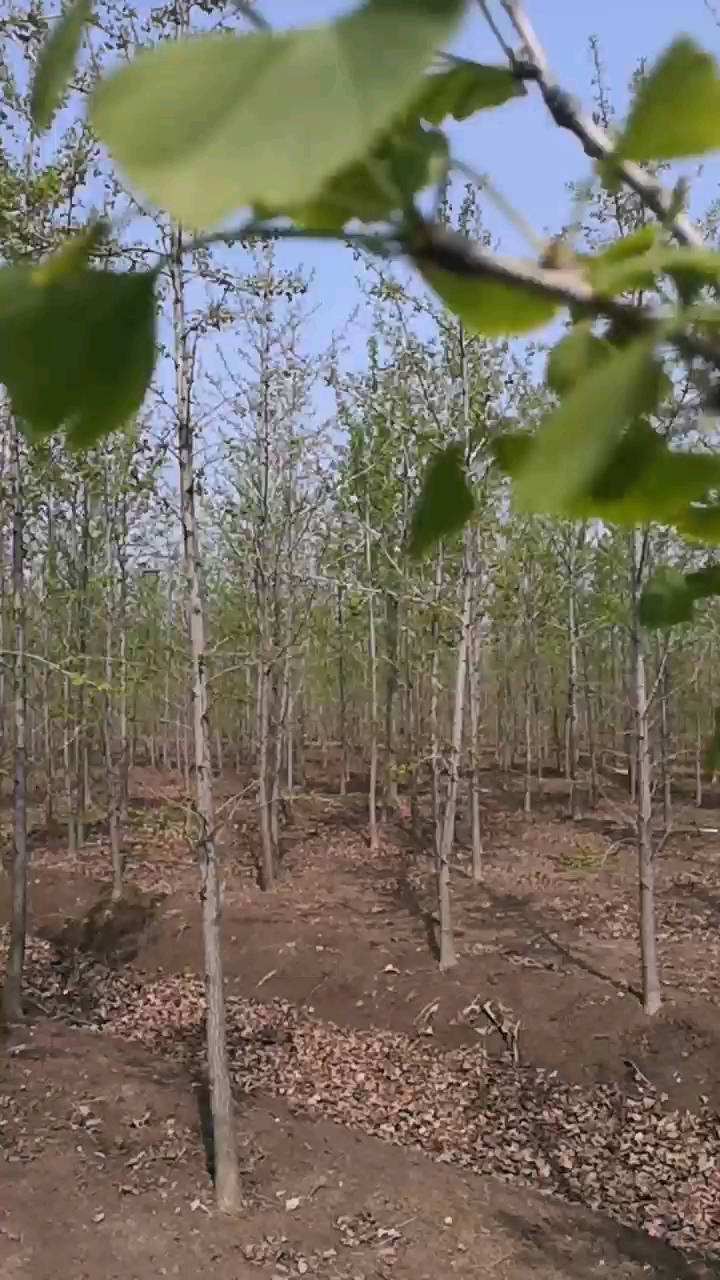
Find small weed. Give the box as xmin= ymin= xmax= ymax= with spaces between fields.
xmin=559 ymin=844 xmax=602 ymax=873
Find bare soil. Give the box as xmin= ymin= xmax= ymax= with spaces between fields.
xmin=4 ymin=759 xmax=720 ymax=1280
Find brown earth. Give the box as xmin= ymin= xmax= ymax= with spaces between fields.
xmin=4 ymin=759 xmax=720 ymax=1279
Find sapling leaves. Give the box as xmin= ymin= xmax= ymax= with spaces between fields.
xmin=91 ymin=0 xmax=463 ymax=230
xmin=413 ymin=58 xmax=522 ymax=125
xmin=546 ymin=322 xmax=612 ymax=396
xmin=290 ymin=122 xmax=448 ymax=229
xmin=31 ymin=0 xmax=92 ymax=131
xmin=513 ymin=339 xmax=665 ymax=514
xmin=408 ymin=443 xmax=474 ymax=557
xmin=0 ymin=263 xmax=157 ymax=447
xmin=640 ymin=565 xmax=720 ymax=629
xmin=618 ymin=38 xmax=720 ymax=163
xmin=419 ymin=267 xmax=559 ymax=336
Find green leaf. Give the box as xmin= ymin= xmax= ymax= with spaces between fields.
xmin=33 ymin=220 xmax=108 ymax=283
xmin=491 ymin=431 xmax=533 ymax=476
xmin=420 ymin=266 xmax=559 ymax=336
xmin=513 ymin=338 xmax=664 ymax=514
xmin=686 ymin=565 xmax=720 ymax=599
xmin=587 ymin=254 xmax=660 ymax=297
xmin=291 ymin=121 xmax=447 ymax=228
xmin=618 ymin=38 xmax=720 ymax=163
xmin=640 ymin=564 xmax=720 ymax=629
xmin=495 ymin=420 xmax=720 ymax=529
xmin=31 ymin=0 xmax=92 ymax=132
xmin=585 ymin=227 xmax=665 ymax=295
xmin=579 ymin=227 xmax=661 ymax=294
xmin=592 ymin=227 xmax=659 ymax=264
xmin=546 ymin=321 xmax=611 ymax=396
xmin=408 ymin=443 xmax=474 ymax=557
xmin=570 ymin=426 xmax=720 ymax=524
xmin=679 ymin=503 xmax=720 ymax=543
xmin=412 ymin=59 xmax=522 ymax=125
xmin=653 ymin=246 xmax=720 ymax=306
xmin=639 ymin=568 xmax=695 ymax=628
xmin=591 ymin=242 xmax=720 ymax=301
xmin=91 ymin=0 xmax=463 ymax=230
xmin=0 ymin=265 xmax=157 ymax=446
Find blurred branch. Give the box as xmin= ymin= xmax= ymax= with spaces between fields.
xmin=475 ymin=0 xmax=705 ymax=250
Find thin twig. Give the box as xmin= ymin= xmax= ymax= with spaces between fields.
xmin=478 ymin=0 xmax=704 ymax=249
xmin=623 ymin=1056 xmax=655 ymax=1089
xmin=231 ymin=0 xmax=270 ymax=30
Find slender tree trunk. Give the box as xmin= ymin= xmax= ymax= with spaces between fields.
xmin=468 ymin=614 xmax=483 ymax=880
xmin=163 ymin=670 xmax=171 ymax=770
xmin=256 ymin=661 xmax=274 ymax=889
xmin=3 ymin=420 xmax=28 ymax=1024
xmin=582 ymin=641 xmax=598 ymax=809
xmin=337 ymin=584 xmax=348 ymax=796
xmin=567 ymin=540 xmax=581 ymax=821
xmin=523 ymin=676 xmax=532 ymax=815
xmin=436 ymin=538 xmax=472 ymax=970
xmin=117 ymin=515 xmax=129 ymax=824
xmin=270 ymin=656 xmax=290 ymax=857
xmin=631 ymin=530 xmax=661 ymax=1017
xmin=63 ymin=672 xmax=76 ymax=855
xmin=384 ymin=591 xmax=399 ymax=818
xmin=408 ymin=674 xmax=421 ymax=840
xmin=173 ymin=226 xmax=240 ymax=1210
xmin=431 ymin=548 xmax=442 ymax=861
xmin=43 ymin=677 xmax=53 ymax=826
xmin=75 ymin=480 xmax=90 ymax=845
xmin=695 ymin=667 xmax=703 ymax=808
xmin=659 ymin=649 xmax=672 ymax=830
xmin=532 ymin=658 xmax=543 ymax=789
xmin=104 ymin=462 xmax=123 ymax=902
xmin=365 ymin=514 xmax=379 ymax=852
xmin=182 ymin=716 xmax=191 ymax=794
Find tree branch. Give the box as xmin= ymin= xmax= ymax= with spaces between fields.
xmin=408 ymin=221 xmax=720 ymax=371
xmin=479 ymin=0 xmax=704 ymax=250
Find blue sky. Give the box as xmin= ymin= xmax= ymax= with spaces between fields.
xmin=252 ymin=0 xmax=720 ymax=360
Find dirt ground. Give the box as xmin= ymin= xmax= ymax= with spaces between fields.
xmin=4 ymin=759 xmax=720 ymax=1279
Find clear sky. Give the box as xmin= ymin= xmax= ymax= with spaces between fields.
xmin=252 ymin=0 xmax=720 ymax=359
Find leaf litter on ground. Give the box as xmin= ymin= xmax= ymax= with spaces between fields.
xmin=3 ymin=929 xmax=720 ymax=1261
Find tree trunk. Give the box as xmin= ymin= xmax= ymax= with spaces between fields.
xmin=337 ymin=584 xmax=348 ymax=796
xmin=117 ymin=507 xmax=130 ymax=823
xmin=523 ymin=676 xmax=532 ymax=815
xmin=63 ymin=671 xmax=76 ymax=856
xmin=659 ymin=649 xmax=672 ymax=831
xmin=270 ymin=656 xmax=290 ymax=859
xmin=365 ymin=512 xmax=379 ymax=852
xmin=582 ymin=641 xmax=598 ymax=809
xmin=256 ymin=661 xmax=275 ymax=889
xmin=104 ymin=460 xmax=123 ymax=902
xmin=468 ymin=614 xmax=483 ymax=880
xmin=430 ymin=548 xmax=442 ymax=867
xmin=436 ymin=537 xmax=472 ymax=970
xmin=631 ymin=530 xmax=661 ymax=1017
xmin=3 ymin=420 xmax=28 ymax=1024
xmin=695 ymin=667 xmax=703 ymax=809
xmin=75 ymin=480 xmax=90 ymax=846
xmin=567 ymin=539 xmax=581 ymax=821
xmin=383 ymin=591 xmax=399 ymax=819
xmin=173 ymin=226 xmax=240 ymax=1211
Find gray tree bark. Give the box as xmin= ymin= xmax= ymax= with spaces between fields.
xmin=631 ymin=529 xmax=661 ymax=1017
xmin=172 ymin=227 xmax=240 ymax=1210
xmin=3 ymin=419 xmax=28 ymax=1024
